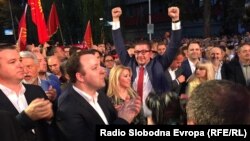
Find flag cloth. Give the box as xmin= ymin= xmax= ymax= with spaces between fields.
xmin=47 ymin=2 xmax=59 ymax=37
xmin=83 ymin=20 xmax=93 ymax=48
xmin=18 ymin=5 xmax=28 ymax=51
xmin=28 ymin=0 xmax=49 ymax=44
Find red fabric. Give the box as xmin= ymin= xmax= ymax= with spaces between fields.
xmin=137 ymin=67 xmax=144 ymax=100
xmin=47 ymin=3 xmax=59 ymax=37
xmin=28 ymin=0 xmax=49 ymax=44
xmin=18 ymin=5 xmax=27 ymax=51
xmin=83 ymin=20 xmax=93 ymax=48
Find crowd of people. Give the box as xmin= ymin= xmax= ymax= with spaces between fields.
xmin=0 ymin=6 xmax=250 ymax=141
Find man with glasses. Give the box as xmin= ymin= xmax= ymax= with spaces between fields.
xmin=112 ymin=7 xmax=182 ymax=118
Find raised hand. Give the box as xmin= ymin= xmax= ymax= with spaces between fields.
xmin=168 ymin=7 xmax=180 ymax=22
xmin=112 ymin=7 xmax=122 ymax=22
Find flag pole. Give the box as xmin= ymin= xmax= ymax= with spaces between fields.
xmin=8 ymin=0 xmax=16 ymax=42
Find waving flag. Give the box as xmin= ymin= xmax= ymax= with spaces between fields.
xmin=47 ymin=2 xmax=59 ymax=37
xmin=83 ymin=20 xmax=93 ymax=48
xmin=18 ymin=4 xmax=28 ymax=51
xmin=28 ymin=0 xmax=49 ymax=44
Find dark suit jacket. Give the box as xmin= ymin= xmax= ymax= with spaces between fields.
xmin=56 ymin=86 xmax=128 ymax=141
xmin=179 ymin=59 xmax=192 ymax=94
xmin=225 ymin=59 xmax=248 ymax=86
xmin=165 ymin=68 xmax=183 ymax=95
xmin=0 ymin=84 xmax=50 ymax=141
xmin=220 ymin=62 xmax=228 ymax=80
xmin=0 ymin=110 xmax=25 ymax=141
xmin=180 ymin=59 xmax=192 ymax=80
xmin=112 ymin=28 xmax=181 ymax=94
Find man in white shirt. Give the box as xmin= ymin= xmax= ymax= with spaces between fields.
xmin=209 ymin=46 xmax=226 ymax=80
xmin=0 ymin=44 xmax=53 ymax=141
xmin=180 ymin=41 xmax=201 ymax=94
xmin=56 ymin=50 xmax=141 ymax=141
xmin=112 ymin=6 xmax=182 ymax=118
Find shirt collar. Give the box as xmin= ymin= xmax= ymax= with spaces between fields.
xmin=72 ymin=85 xmax=99 ymax=103
xmin=0 ymin=83 xmax=26 ymax=95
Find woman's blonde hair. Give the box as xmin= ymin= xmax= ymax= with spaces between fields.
xmin=107 ymin=65 xmax=136 ymax=99
xmin=188 ymin=60 xmax=215 ymax=82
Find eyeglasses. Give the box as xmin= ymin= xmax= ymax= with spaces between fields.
xmin=134 ymin=50 xmax=150 ymax=55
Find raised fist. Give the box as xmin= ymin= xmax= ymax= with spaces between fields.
xmin=112 ymin=7 xmax=122 ymax=21
xmin=168 ymin=7 xmax=180 ymax=22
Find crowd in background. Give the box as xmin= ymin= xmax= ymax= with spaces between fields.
xmin=0 ymin=6 xmax=250 ymax=141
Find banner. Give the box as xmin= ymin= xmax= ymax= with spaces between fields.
xmin=83 ymin=20 xmax=93 ymax=48
xmin=28 ymin=0 xmax=49 ymax=44
xmin=47 ymin=2 xmax=59 ymax=37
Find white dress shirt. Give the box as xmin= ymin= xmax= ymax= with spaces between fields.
xmin=133 ymin=66 xmax=153 ymax=117
xmin=188 ymin=59 xmax=196 ymax=74
xmin=215 ymin=62 xmax=223 ymax=80
xmin=73 ymin=85 xmax=109 ymax=125
xmin=168 ymin=68 xmax=177 ymax=81
xmin=0 ymin=83 xmax=27 ymax=113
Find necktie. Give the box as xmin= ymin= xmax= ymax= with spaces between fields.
xmin=137 ymin=67 xmax=144 ymax=100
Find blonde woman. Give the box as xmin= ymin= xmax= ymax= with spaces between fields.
xmin=107 ymin=65 xmax=146 ymax=124
xmin=186 ymin=60 xmax=215 ymax=97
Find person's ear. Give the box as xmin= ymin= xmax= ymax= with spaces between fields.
xmin=76 ymin=72 xmax=84 ymax=83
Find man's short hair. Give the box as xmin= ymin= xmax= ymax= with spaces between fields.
xmin=0 ymin=43 xmax=16 ymax=51
xmin=66 ymin=50 xmax=95 ymax=83
xmin=186 ymin=80 xmax=250 ymax=124
xmin=134 ymin=40 xmax=151 ymax=50
xmin=19 ymin=51 xmax=38 ymax=64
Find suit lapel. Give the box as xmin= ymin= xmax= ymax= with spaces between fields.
xmin=70 ymin=87 xmax=106 ymax=124
xmin=235 ymin=62 xmax=247 ymax=84
xmin=0 ymin=90 xmax=19 ymax=114
xmin=146 ymin=60 xmax=153 ymax=82
xmin=97 ymin=93 xmax=113 ymax=123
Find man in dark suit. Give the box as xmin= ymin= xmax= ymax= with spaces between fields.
xmin=165 ymin=53 xmax=185 ymax=95
xmin=180 ymin=41 xmax=201 ymax=94
xmin=0 ymin=44 xmax=53 ymax=141
xmin=0 ymin=110 xmax=24 ymax=141
xmin=112 ymin=7 xmax=181 ymax=117
xmin=226 ymin=43 xmax=250 ymax=88
xmin=56 ymin=50 xmax=141 ymax=141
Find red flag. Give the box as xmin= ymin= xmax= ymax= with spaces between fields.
xmin=83 ymin=20 xmax=93 ymax=48
xmin=18 ymin=5 xmax=28 ymax=51
xmin=28 ymin=0 xmax=49 ymax=44
xmin=47 ymin=3 xmax=59 ymax=37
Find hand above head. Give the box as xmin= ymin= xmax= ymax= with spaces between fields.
xmin=24 ymin=98 xmax=53 ymax=121
xmin=117 ymin=96 xmax=141 ymax=123
xmin=168 ymin=7 xmax=180 ymax=22
xmin=112 ymin=7 xmax=122 ymax=22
